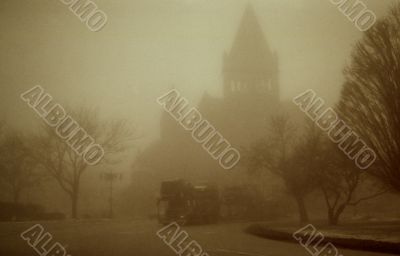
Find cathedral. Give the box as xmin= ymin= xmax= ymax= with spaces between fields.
xmin=131 ymin=5 xmax=282 ymax=215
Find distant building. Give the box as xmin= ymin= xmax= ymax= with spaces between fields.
xmin=161 ymin=4 xmax=280 ymax=149
xmin=131 ymin=5 xmax=283 ymax=215
xmin=222 ymin=4 xmax=279 ymax=108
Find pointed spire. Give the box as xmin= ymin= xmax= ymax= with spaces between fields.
xmin=243 ymin=3 xmax=257 ymax=23
xmin=226 ymin=3 xmax=273 ymax=72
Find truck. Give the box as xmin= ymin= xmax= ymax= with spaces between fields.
xmin=156 ymin=179 xmax=219 ymax=225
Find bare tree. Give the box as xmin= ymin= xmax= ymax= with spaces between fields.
xmin=244 ymin=115 xmax=314 ymax=223
xmin=29 ymin=107 xmax=135 ymax=218
xmin=314 ymin=140 xmax=387 ymax=225
xmin=293 ymin=121 xmax=387 ymax=225
xmin=0 ymin=131 xmax=42 ymax=204
xmin=337 ymin=3 xmax=400 ymax=192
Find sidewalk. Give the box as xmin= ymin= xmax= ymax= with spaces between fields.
xmin=245 ymin=221 xmax=400 ymax=254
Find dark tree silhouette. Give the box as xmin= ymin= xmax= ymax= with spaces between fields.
xmin=244 ymin=115 xmax=315 ymax=223
xmin=295 ymin=122 xmax=387 ymax=225
xmin=30 ymin=107 xmax=134 ymax=219
xmin=316 ymin=141 xmax=386 ymax=225
xmin=338 ymin=3 xmax=400 ymax=192
xmin=0 ymin=131 xmax=42 ymax=204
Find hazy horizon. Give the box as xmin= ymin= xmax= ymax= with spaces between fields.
xmin=0 ymin=0 xmax=396 ymax=167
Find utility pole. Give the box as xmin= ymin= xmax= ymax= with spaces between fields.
xmin=101 ymin=170 xmax=122 ymax=219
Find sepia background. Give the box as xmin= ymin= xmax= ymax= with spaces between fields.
xmin=1 ymin=0 xmax=400 ymax=255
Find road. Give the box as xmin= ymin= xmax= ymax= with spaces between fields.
xmin=0 ymin=220 xmax=394 ymax=256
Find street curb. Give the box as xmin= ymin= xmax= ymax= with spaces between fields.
xmin=245 ymin=224 xmax=400 ymax=255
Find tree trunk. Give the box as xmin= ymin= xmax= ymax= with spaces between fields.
xmin=11 ymin=187 xmax=21 ymax=221
xmin=71 ymin=192 xmax=79 ymax=219
xmin=70 ymin=178 xmax=81 ymax=219
xmin=328 ymin=209 xmax=338 ymax=225
xmin=294 ymin=195 xmax=309 ymax=224
xmin=329 ymin=205 xmax=346 ymax=226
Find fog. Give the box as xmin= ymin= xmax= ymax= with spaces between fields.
xmin=1 ymin=0 xmax=395 ymax=139
xmin=1 ymin=1 xmax=400 ymax=254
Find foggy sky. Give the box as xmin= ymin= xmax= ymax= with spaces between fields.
xmin=0 ymin=0 xmax=396 ymax=170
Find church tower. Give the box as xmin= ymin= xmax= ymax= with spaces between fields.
xmin=223 ymin=4 xmax=279 ymax=106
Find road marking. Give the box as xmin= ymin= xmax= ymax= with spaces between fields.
xmin=209 ymin=248 xmax=268 ymax=256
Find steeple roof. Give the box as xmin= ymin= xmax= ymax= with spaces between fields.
xmin=225 ymin=4 xmax=274 ymax=73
